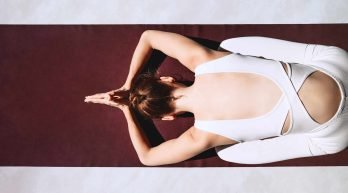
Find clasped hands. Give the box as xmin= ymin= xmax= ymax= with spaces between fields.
xmin=84 ymin=87 xmax=130 ymax=111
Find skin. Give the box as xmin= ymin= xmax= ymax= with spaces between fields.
xmin=85 ymin=30 xmax=342 ymax=166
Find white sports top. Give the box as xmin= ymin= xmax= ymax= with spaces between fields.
xmin=194 ymin=48 xmax=319 ymax=142
xmin=191 ymin=36 xmax=348 ymax=164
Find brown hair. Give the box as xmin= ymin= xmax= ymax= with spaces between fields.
xmin=129 ymin=73 xmax=176 ymax=119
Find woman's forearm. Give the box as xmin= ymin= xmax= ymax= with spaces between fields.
xmin=124 ymin=31 xmax=153 ymax=88
xmin=122 ymin=106 xmax=151 ymax=161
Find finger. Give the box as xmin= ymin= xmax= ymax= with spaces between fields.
xmin=107 ymin=101 xmax=120 ymax=107
xmin=104 ymin=100 xmax=122 ymax=108
xmin=86 ymin=93 xmax=108 ymax=99
xmin=85 ymin=98 xmax=108 ymax=104
xmin=85 ymin=98 xmax=119 ymax=108
xmin=85 ymin=93 xmax=105 ymax=99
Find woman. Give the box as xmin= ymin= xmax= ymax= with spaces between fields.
xmin=84 ymin=30 xmax=348 ymax=166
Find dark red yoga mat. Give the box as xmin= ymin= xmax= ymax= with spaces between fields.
xmin=1 ymin=24 xmax=348 ymax=167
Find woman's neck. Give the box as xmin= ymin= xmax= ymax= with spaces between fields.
xmin=172 ymin=82 xmax=196 ymax=114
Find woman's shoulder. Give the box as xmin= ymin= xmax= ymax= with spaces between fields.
xmin=190 ymin=125 xmax=238 ymax=147
xmin=193 ymin=50 xmax=233 ymax=73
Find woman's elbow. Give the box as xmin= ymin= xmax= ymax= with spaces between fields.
xmin=139 ymin=157 xmax=163 ymax=166
xmin=141 ymin=30 xmax=154 ymax=41
xmin=139 ymin=156 xmax=152 ymax=166
xmin=138 ymin=153 xmax=159 ymax=166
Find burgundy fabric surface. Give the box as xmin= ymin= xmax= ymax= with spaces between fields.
xmin=1 ymin=25 xmax=348 ymax=167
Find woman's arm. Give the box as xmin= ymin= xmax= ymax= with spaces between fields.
xmin=220 ymin=36 xmax=348 ymax=82
xmin=122 ymin=106 xmax=217 ymax=166
xmin=220 ymin=36 xmax=347 ymax=65
xmin=214 ymin=130 xmax=348 ymax=164
xmin=215 ymin=134 xmax=316 ymax=164
xmin=123 ymin=31 xmax=152 ymax=89
xmin=124 ymin=30 xmax=216 ymax=88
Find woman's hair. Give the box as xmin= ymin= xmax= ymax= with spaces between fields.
xmin=129 ymin=73 xmax=176 ymax=119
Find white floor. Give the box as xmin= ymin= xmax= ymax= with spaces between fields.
xmin=0 ymin=0 xmax=347 ymax=24
xmin=1 ymin=0 xmax=348 ymax=193
xmin=1 ymin=167 xmax=347 ymax=193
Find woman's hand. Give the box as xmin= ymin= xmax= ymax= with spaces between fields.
xmin=85 ymin=87 xmax=130 ymax=111
xmin=106 ymin=85 xmax=130 ymax=100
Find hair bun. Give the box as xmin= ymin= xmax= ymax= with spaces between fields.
xmin=130 ymin=93 xmax=147 ymax=107
xmin=128 ymin=73 xmax=176 ymax=119
xmin=139 ymin=94 xmax=146 ymax=102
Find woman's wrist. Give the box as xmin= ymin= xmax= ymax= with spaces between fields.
xmin=122 ymin=105 xmax=132 ymax=113
xmin=123 ymin=80 xmax=132 ymax=90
